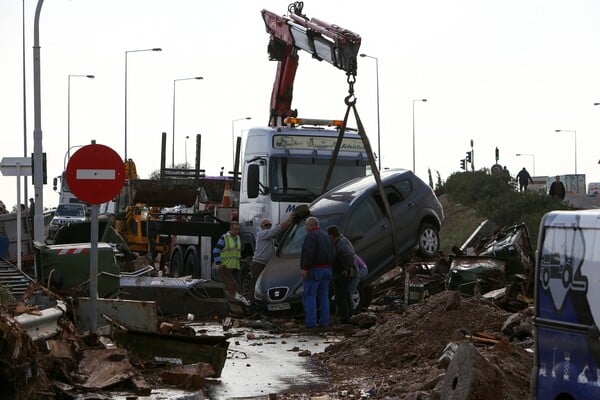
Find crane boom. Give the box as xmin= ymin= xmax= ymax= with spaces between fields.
xmin=261 ymin=2 xmax=361 ymax=127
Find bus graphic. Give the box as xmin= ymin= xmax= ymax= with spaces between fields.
xmin=539 ymin=225 xmax=587 ymax=311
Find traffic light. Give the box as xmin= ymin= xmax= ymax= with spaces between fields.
xmin=466 ymin=151 xmax=472 ymax=164
xmin=460 ymin=159 xmax=466 ymax=170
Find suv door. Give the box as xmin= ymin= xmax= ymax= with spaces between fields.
xmin=345 ymin=195 xmax=392 ymax=279
xmin=371 ymin=179 xmax=420 ymax=261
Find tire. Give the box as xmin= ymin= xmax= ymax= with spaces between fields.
xmin=184 ymin=247 xmax=199 ymax=277
xmin=170 ymin=246 xmax=185 ymax=277
xmin=417 ymin=222 xmax=440 ymax=258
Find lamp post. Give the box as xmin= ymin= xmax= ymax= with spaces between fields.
xmin=172 ymin=76 xmax=203 ymax=167
xmin=68 ymin=74 xmax=94 ymax=159
xmin=124 ymin=47 xmax=161 ymax=161
xmin=412 ymin=98 xmax=428 ymax=174
xmin=359 ymin=53 xmax=381 ymax=170
xmin=231 ymin=117 xmax=251 ymax=166
xmin=184 ymin=135 xmax=189 ymax=165
xmin=555 ymin=129 xmax=577 ymax=193
xmin=515 ymin=153 xmax=535 ymax=176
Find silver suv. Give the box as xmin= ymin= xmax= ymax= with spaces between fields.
xmin=254 ymin=169 xmax=445 ymax=313
xmin=48 ymin=203 xmax=88 ymax=241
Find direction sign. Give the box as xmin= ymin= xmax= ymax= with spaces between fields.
xmin=0 ymin=157 xmax=32 ymax=176
xmin=66 ymin=144 xmax=125 ymax=204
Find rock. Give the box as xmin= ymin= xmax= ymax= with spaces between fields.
xmin=434 ymin=342 xmax=504 ymax=399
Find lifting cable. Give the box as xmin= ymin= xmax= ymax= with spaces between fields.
xmin=321 ymin=73 xmax=400 ymax=269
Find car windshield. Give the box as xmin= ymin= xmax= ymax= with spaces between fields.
xmin=56 ymin=205 xmax=85 ymax=217
xmin=278 ymin=214 xmax=343 ymax=258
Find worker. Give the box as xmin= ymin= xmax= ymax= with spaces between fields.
xmin=213 ymin=222 xmax=249 ymax=306
xmin=301 ymin=216 xmax=335 ymax=329
xmin=249 ymin=213 xmax=295 ymax=306
xmin=327 ymin=225 xmax=358 ymax=324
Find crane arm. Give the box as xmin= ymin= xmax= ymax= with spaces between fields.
xmin=261 ymin=2 xmax=361 ymax=127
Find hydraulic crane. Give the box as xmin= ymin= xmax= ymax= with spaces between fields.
xmin=261 ymin=1 xmax=361 ymax=127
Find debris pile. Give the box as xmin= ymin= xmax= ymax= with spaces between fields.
xmin=313 ymin=291 xmax=534 ymax=398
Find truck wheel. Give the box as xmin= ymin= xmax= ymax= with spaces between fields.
xmin=184 ymin=247 xmax=199 ymax=277
xmin=170 ymin=246 xmax=185 ymax=277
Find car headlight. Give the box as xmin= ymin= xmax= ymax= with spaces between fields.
xmin=254 ymin=274 xmax=265 ymax=300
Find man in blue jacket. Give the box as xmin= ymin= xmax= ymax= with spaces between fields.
xmin=301 ymin=216 xmax=335 ymax=329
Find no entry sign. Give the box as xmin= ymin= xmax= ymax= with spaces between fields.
xmin=66 ymin=144 xmax=126 ymax=204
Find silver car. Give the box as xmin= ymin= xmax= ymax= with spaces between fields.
xmin=254 ymin=169 xmax=445 ymax=313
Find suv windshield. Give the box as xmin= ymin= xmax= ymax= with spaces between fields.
xmin=278 ymin=214 xmax=343 ymax=258
xmin=56 ymin=205 xmax=85 ymax=217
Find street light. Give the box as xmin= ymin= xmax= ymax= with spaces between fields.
xmin=412 ymin=99 xmax=428 ymax=174
xmin=555 ymin=129 xmax=577 ymax=193
xmin=360 ymin=53 xmax=381 ymax=169
xmin=515 ymin=153 xmax=535 ymax=176
xmin=172 ymin=76 xmax=203 ymax=167
xmin=184 ymin=135 xmax=190 ymax=165
xmin=231 ymin=117 xmax=251 ymax=166
xmin=67 ymin=74 xmax=94 ymax=159
xmin=124 ymin=47 xmax=161 ymax=161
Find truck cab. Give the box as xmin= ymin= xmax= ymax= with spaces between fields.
xmin=238 ymin=119 xmax=370 ymax=256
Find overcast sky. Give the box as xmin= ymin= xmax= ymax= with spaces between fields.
xmin=1 ymin=0 xmax=600 ymax=210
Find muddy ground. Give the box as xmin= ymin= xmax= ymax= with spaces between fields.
xmin=273 ymin=290 xmax=534 ymax=399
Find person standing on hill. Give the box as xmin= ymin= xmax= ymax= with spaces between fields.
xmin=516 ymin=167 xmax=534 ymax=192
xmin=549 ymin=175 xmax=566 ymax=201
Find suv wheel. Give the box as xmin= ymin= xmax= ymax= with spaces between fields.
xmin=417 ymin=223 xmax=440 ymax=258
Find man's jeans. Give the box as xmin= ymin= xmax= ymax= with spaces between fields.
xmin=303 ymin=267 xmax=332 ymax=328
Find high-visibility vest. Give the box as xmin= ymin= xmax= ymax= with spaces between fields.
xmin=221 ymin=234 xmax=241 ymax=270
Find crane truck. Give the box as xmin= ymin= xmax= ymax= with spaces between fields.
xmin=108 ymin=3 xmax=371 ymax=283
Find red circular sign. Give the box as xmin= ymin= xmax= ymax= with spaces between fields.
xmin=66 ymin=144 xmax=126 ymax=204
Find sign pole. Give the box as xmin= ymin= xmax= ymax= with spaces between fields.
xmin=65 ymin=142 xmax=125 ymax=334
xmin=89 ymin=203 xmax=99 ymax=333
xmin=16 ymin=163 xmax=22 ymax=270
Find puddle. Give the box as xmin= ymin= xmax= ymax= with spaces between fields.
xmin=201 ymin=324 xmax=333 ymax=399
xmin=112 ymin=322 xmax=334 ymax=400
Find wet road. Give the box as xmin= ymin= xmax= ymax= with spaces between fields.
xmin=203 ymin=324 xmax=333 ymax=399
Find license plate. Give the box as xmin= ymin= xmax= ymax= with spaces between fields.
xmin=267 ymin=302 xmax=291 ymax=311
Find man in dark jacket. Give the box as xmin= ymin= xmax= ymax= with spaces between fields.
xmin=549 ymin=175 xmax=566 ymax=201
xmin=300 ymin=216 xmax=335 ymax=328
xmin=327 ymin=225 xmax=358 ymax=324
xmin=516 ymin=167 xmax=534 ymax=192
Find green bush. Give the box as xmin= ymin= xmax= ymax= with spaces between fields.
xmin=445 ymin=170 xmax=572 ymax=248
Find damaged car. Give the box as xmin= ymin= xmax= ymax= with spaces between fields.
xmin=254 ymin=169 xmax=445 ymax=313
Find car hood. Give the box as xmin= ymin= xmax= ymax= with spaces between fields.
xmin=257 ymin=255 xmax=303 ymax=302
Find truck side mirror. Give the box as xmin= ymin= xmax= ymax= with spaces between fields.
xmin=53 ymin=177 xmax=58 ymax=191
xmin=247 ymin=164 xmax=260 ymax=199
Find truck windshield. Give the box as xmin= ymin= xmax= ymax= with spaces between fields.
xmin=269 ymin=156 xmax=368 ymax=202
